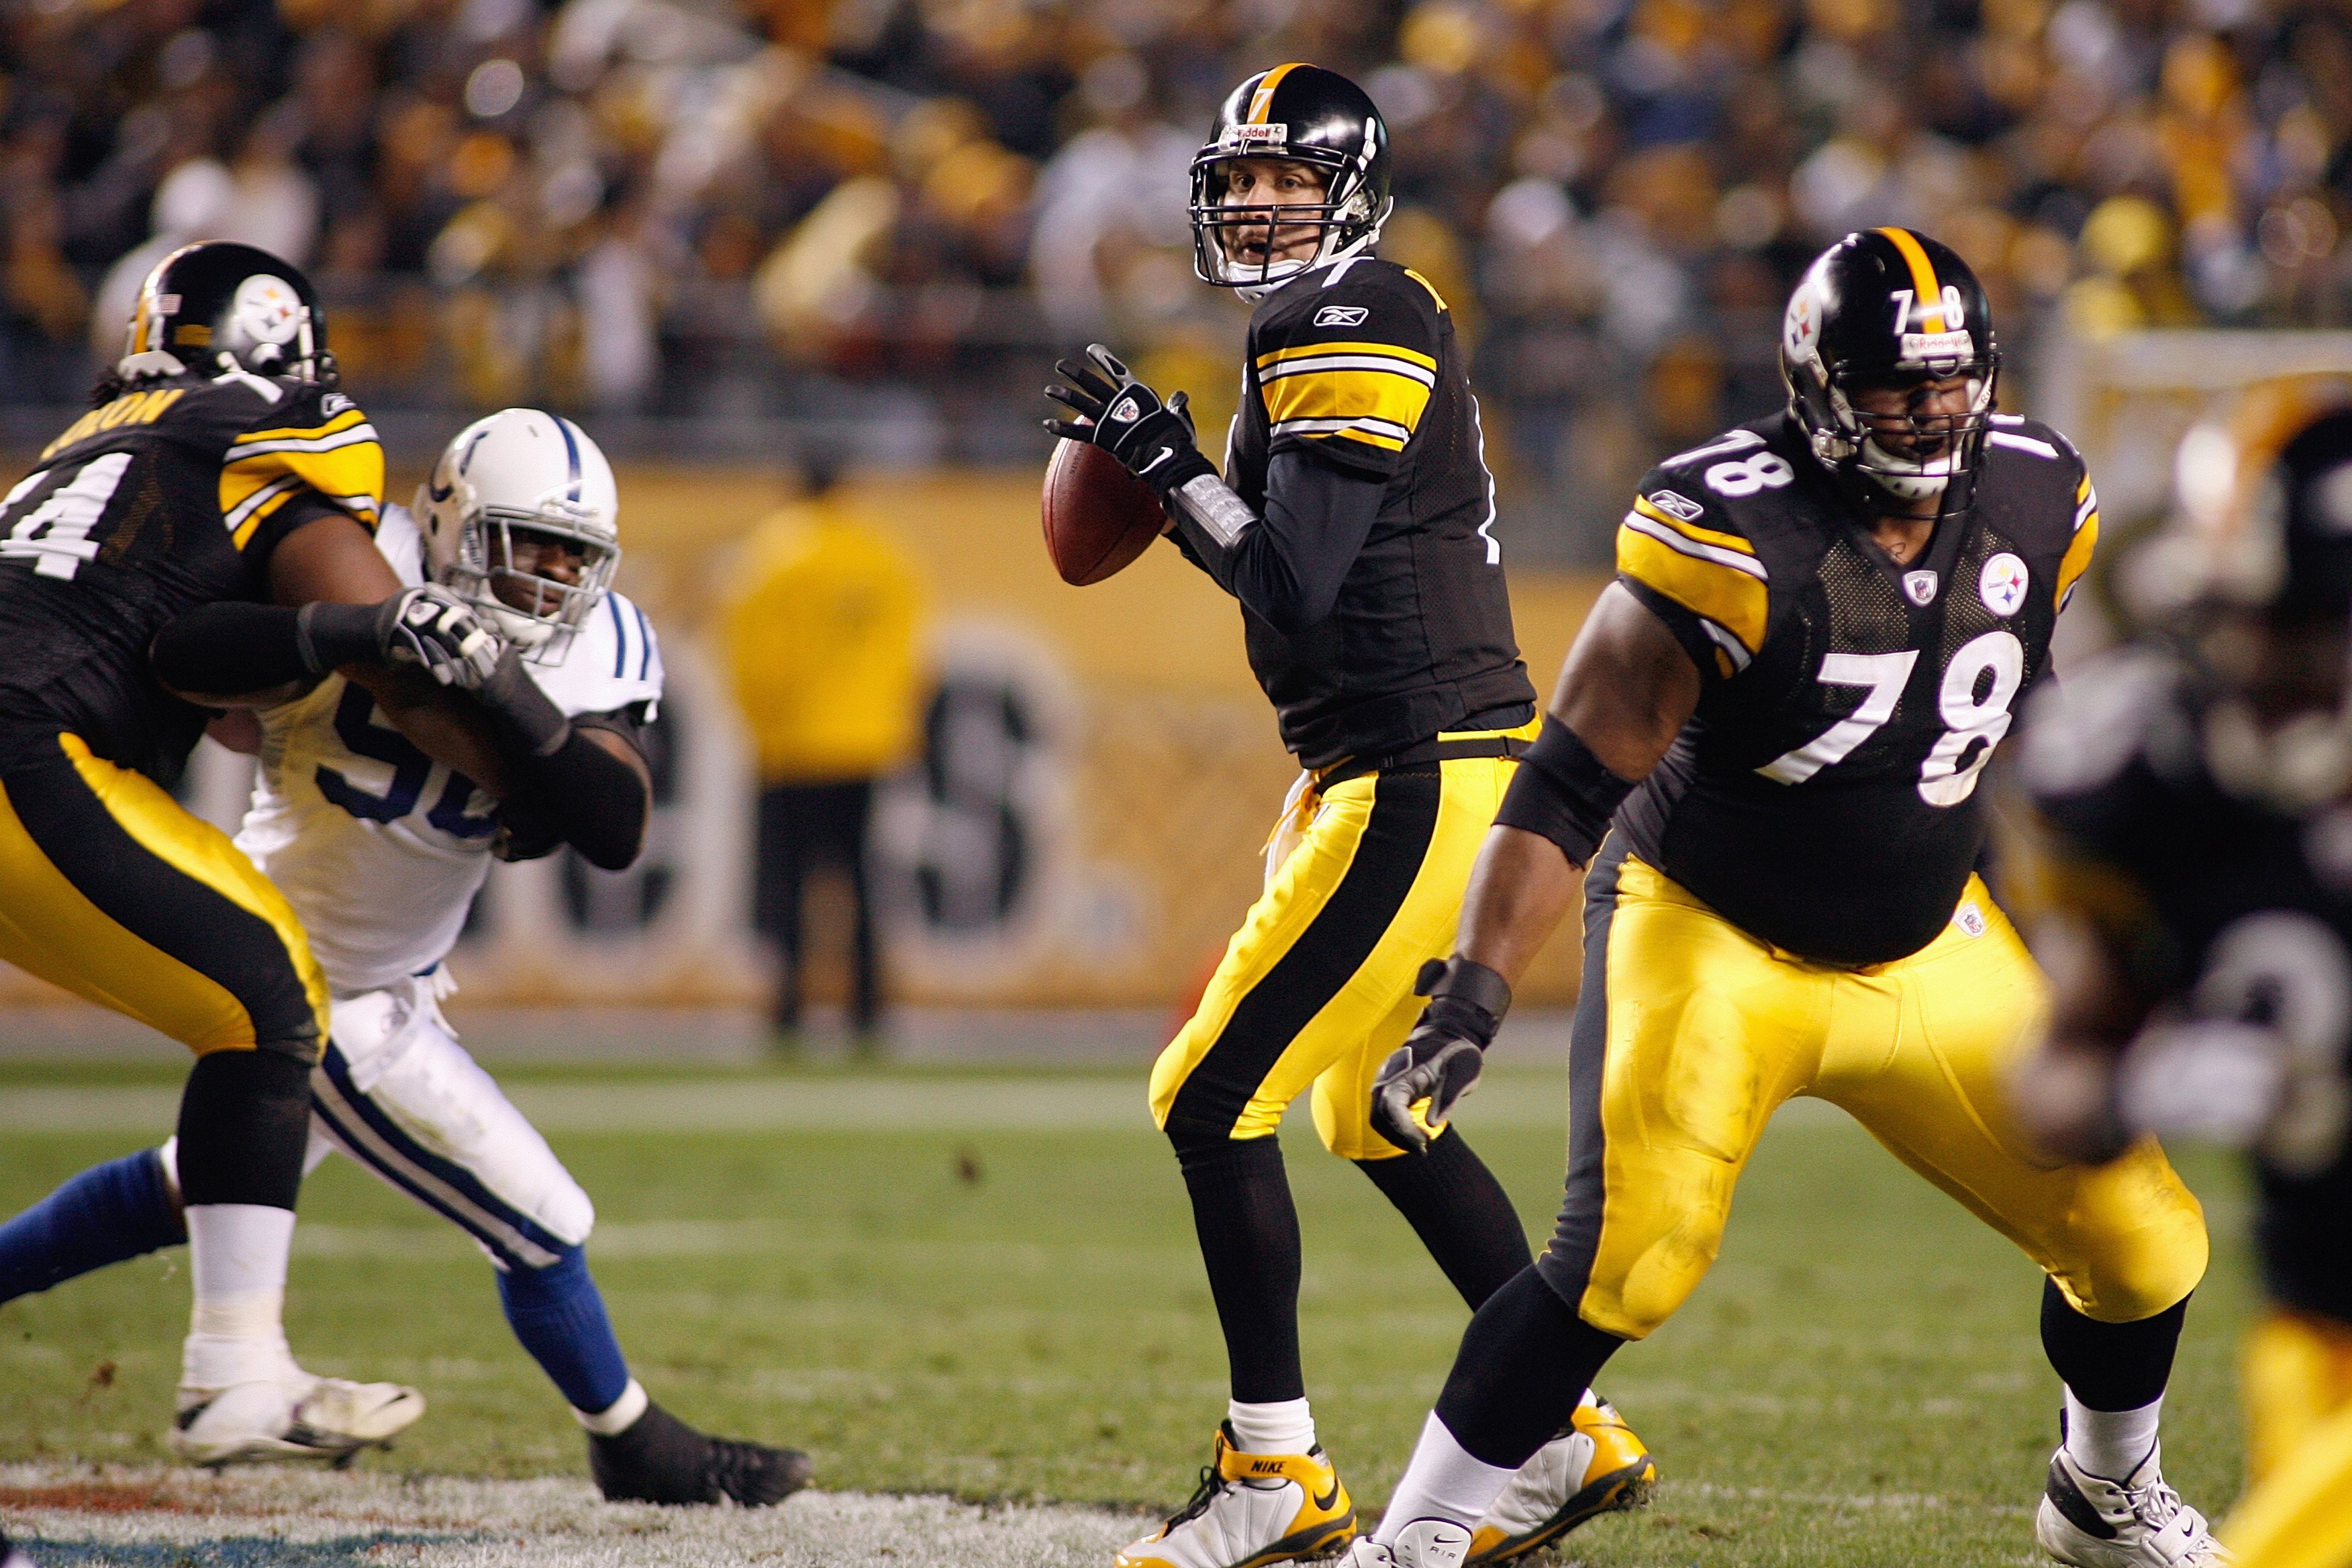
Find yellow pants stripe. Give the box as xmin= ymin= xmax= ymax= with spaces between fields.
xmin=0 ymin=730 xmax=327 ymax=1053
xmin=1153 ymin=728 xmax=1534 ymax=1161
xmin=1540 ymin=843 xmax=2208 ymax=1339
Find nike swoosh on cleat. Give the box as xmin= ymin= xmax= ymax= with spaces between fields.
xmin=1313 ymin=1479 xmax=1341 ymax=1511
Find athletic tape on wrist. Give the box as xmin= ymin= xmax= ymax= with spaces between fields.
xmin=1493 ymin=716 xmax=1638 ymax=869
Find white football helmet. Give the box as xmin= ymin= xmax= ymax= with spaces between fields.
xmin=416 ymin=409 xmax=620 ymax=663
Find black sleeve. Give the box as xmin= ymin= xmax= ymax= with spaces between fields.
xmin=1173 ymin=449 xmax=1385 ymax=634
xmin=473 ymin=654 xmax=651 ymax=871
xmin=152 ymin=602 xmax=313 ymax=697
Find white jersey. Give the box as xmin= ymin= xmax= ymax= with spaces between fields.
xmin=236 ymin=506 xmax=663 ymax=993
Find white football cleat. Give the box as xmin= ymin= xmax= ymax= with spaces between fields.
xmin=1335 ymin=1520 xmax=1471 ymax=1568
xmin=1466 ymin=1393 xmax=1656 ymax=1563
xmin=1116 ymin=1423 xmax=1354 ymax=1568
xmin=2036 ymin=1444 xmax=2229 ymax=1567
xmin=171 ymin=1371 xmax=425 ymax=1467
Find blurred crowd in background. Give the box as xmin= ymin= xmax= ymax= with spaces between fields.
xmin=6 ymin=0 xmax=2352 ymax=557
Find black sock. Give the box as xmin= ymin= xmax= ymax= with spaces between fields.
xmin=176 ymin=1048 xmax=313 ymax=1210
xmin=1176 ymin=1136 xmax=1304 ymax=1404
xmin=2040 ymin=1277 xmax=2189 ymax=1411
xmin=1435 ymin=1267 xmax=1625 ymax=1468
xmin=1354 ymin=1130 xmax=1532 ymax=1310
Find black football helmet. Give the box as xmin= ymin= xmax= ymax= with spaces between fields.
xmin=118 ymin=241 xmax=336 ymax=386
xmin=1781 ymin=228 xmax=1998 ymax=513
xmin=1189 ymin=63 xmax=1393 ymax=299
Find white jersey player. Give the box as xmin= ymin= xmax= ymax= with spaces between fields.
xmin=0 ymin=410 xmax=810 ymax=1504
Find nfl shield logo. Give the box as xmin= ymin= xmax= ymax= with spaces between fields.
xmin=1902 ymin=569 xmax=1939 ymax=605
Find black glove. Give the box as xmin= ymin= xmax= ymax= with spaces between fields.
xmin=1372 ymin=957 xmax=1514 ymax=1154
xmin=298 ymin=585 xmax=502 ymax=689
xmin=1043 ymin=344 xmax=1216 ymax=498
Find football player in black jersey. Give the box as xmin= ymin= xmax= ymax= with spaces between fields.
xmin=2012 ymin=377 xmax=2352 ymax=1568
xmin=1046 ymin=63 xmax=1653 ymax=1568
xmin=1338 ymin=230 xmax=2220 ymax=1568
xmin=0 ymin=241 xmax=511 ymax=1465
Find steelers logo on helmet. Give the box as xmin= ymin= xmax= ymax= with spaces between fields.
xmin=1188 ymin=63 xmax=1395 ymax=300
xmin=115 ymin=240 xmax=336 ymax=386
xmin=1780 ymin=228 xmax=1999 ymax=518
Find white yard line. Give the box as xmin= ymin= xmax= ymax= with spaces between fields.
xmin=0 ymin=1072 xmax=1855 ymax=1136
xmin=0 ymin=1463 xmax=1142 ymax=1568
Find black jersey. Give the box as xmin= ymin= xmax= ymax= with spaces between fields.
xmin=2020 ymin=648 xmax=2352 ymax=1323
xmin=1614 ymin=410 xmax=2099 ymax=965
xmin=1216 ymin=258 xmax=1534 ymax=768
xmin=0 ymin=375 xmax=383 ymax=786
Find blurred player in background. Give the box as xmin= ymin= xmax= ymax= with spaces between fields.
xmin=1046 ymin=62 xmax=1653 ymax=1568
xmin=1346 ymin=231 xmax=2222 ymax=1568
xmin=722 ymin=450 xmax=926 ymax=1047
xmin=0 ymin=409 xmax=810 ymax=1506
xmin=2010 ymin=378 xmax=2352 ymax=1568
xmin=0 ymin=238 xmax=519 ymax=1465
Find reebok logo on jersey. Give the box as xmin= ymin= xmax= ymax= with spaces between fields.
xmin=1313 ymin=305 xmax=1370 ymax=327
xmin=1979 ymin=552 xmax=2028 ymax=617
xmin=1647 ymin=489 xmax=1705 ymax=523
xmin=1903 ymin=569 xmax=1939 ymax=606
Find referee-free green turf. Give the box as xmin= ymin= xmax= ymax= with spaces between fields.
xmin=0 ymin=1061 xmax=2256 ymax=1567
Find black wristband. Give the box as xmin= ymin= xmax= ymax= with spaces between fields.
xmin=477 ymin=648 xmax=571 ymax=756
xmin=295 ymin=599 xmax=385 ymax=675
xmin=1414 ymin=955 xmax=1512 ymax=1049
xmin=1493 ymin=716 xmax=1640 ymax=869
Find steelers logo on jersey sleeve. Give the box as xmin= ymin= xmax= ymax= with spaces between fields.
xmin=1979 ymin=552 xmax=2029 ymax=617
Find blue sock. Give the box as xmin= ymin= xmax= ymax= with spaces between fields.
xmin=0 ymin=1148 xmax=186 ymax=1305
xmin=496 ymin=1247 xmax=632 ymax=1415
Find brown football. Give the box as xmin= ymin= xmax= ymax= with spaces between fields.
xmin=1042 ymin=438 xmax=1167 ymax=586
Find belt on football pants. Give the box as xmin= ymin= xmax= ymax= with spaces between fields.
xmin=1318 ymin=733 xmax=1530 ymax=789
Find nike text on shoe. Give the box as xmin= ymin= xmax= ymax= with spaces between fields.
xmin=1116 ymin=1422 xmax=1355 ymax=1568
xmin=589 ymin=1400 xmax=813 ymax=1506
xmin=1466 ymin=1393 xmax=1657 ymax=1564
xmin=170 ymin=1375 xmax=424 ymax=1467
xmin=1340 ymin=1520 xmax=1472 ymax=1568
xmin=2037 ymin=1444 xmax=2229 ymax=1567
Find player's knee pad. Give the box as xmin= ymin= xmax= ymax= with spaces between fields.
xmin=2053 ymin=1164 xmax=2210 ymax=1324
xmin=175 ymin=1046 xmax=313 ymax=1209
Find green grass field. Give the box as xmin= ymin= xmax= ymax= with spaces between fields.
xmin=0 ymin=1057 xmax=2259 ymax=1567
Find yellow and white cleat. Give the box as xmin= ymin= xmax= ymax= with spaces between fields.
xmin=1117 ymin=1423 xmax=1356 ymax=1568
xmin=1465 ymin=1393 xmax=1656 ymax=1564
xmin=171 ymin=1371 xmax=424 ymax=1467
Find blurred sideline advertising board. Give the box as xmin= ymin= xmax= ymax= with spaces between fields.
xmin=0 ymin=462 xmax=1603 ymax=1015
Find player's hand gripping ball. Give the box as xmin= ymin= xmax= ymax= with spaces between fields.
xmin=1042 ymin=344 xmax=1215 ymax=586
xmin=377 ymin=585 xmax=502 ymax=689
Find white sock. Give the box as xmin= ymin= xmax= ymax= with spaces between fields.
xmin=2065 ymin=1389 xmax=2163 ymax=1482
xmin=574 ymin=1379 xmax=650 ymax=1435
xmin=1374 ymin=1412 xmax=1518 ymax=1545
xmin=182 ymin=1204 xmax=297 ymax=1389
xmin=1227 ymin=1397 xmax=1316 ymax=1456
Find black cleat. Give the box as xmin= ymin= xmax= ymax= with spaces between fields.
xmin=589 ymin=1399 xmax=813 ymax=1508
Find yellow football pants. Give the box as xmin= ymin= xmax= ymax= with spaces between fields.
xmin=0 ymin=729 xmax=328 ymax=1055
xmin=1536 ymin=843 xmax=2210 ymax=1340
xmin=1151 ymin=730 xmax=1534 ymax=1161
xmin=2226 ymin=1310 xmax=2352 ymax=1568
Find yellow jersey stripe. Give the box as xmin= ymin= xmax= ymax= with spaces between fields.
xmin=228 ymin=480 xmax=304 ymax=552
xmin=1631 ymin=495 xmax=1755 ymax=556
xmin=2056 ymin=509 xmax=2099 ymax=610
xmin=1403 ymin=268 xmax=1449 ymax=311
xmin=1876 ymin=227 xmax=1945 ymax=331
xmin=1618 ymin=516 xmax=1769 ymax=654
xmin=232 ymin=407 xmax=366 ymax=446
xmin=1257 ymin=339 xmax=1438 ymax=373
xmin=1248 ymin=62 xmax=1306 ymax=124
xmin=217 ymin=433 xmax=383 ymax=543
xmin=1261 ymin=366 xmax=1432 ymax=442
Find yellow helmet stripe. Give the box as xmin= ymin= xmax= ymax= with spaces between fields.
xmin=1875 ymin=227 xmax=1945 ymax=333
xmin=1247 ymin=62 xmax=1308 ymax=124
